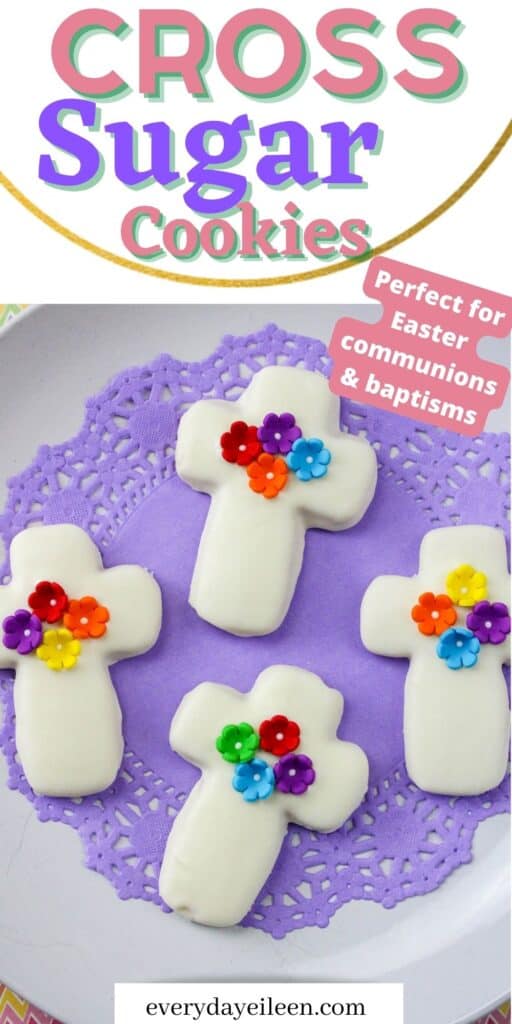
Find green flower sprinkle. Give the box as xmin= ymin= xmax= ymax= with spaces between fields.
xmin=216 ymin=722 xmax=259 ymax=763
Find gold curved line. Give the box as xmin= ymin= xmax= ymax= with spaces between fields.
xmin=1 ymin=120 xmax=510 ymax=288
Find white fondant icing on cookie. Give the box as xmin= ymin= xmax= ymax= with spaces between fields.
xmin=159 ymin=665 xmax=369 ymax=927
xmin=0 ymin=525 xmax=162 ymax=797
xmin=361 ymin=526 xmax=510 ymax=795
xmin=176 ymin=366 xmax=377 ymax=636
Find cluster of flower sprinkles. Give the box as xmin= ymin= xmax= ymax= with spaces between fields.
xmin=220 ymin=412 xmax=331 ymax=500
xmin=411 ymin=564 xmax=510 ymax=671
xmin=2 ymin=581 xmax=110 ymax=672
xmin=216 ymin=714 xmax=315 ymax=802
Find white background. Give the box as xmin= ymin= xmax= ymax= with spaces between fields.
xmin=115 ymin=983 xmax=403 ymax=1024
xmin=0 ymin=0 xmax=511 ymax=300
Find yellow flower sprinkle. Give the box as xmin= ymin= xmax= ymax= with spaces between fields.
xmin=36 ymin=627 xmax=81 ymax=672
xmin=445 ymin=564 xmax=487 ymax=608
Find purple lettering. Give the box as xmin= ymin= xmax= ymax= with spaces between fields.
xmin=104 ymin=121 xmax=180 ymax=187
xmin=184 ymin=114 xmax=251 ymax=214
xmin=257 ymin=121 xmax=317 ymax=187
xmin=321 ymin=121 xmax=380 ymax=185
xmin=39 ymin=99 xmax=101 ymax=187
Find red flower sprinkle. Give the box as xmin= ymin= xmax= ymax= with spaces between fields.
xmin=259 ymin=714 xmax=300 ymax=757
xmin=28 ymin=581 xmax=68 ymax=623
xmin=221 ymin=420 xmax=261 ymax=466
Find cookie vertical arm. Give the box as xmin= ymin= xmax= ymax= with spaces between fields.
xmin=159 ymin=773 xmax=286 ymax=927
xmin=189 ymin=486 xmax=305 ymax=636
xmin=404 ymin=645 xmax=510 ymax=794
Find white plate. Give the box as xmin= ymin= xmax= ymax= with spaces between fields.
xmin=0 ymin=305 xmax=509 ymax=1024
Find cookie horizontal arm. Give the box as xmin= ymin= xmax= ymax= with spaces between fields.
xmin=176 ymin=400 xmax=236 ymax=493
xmin=285 ymin=739 xmax=369 ymax=832
xmin=95 ymin=564 xmax=162 ymax=663
xmin=294 ymin=433 xmax=377 ymax=529
xmin=0 ymin=580 xmax=21 ymax=669
xmin=360 ymin=574 xmax=419 ymax=657
xmin=170 ymin=682 xmax=246 ymax=769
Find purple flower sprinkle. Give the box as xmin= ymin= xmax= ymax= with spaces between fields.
xmin=258 ymin=412 xmax=302 ymax=455
xmin=2 ymin=608 xmax=43 ymax=655
xmin=466 ymin=600 xmax=511 ymax=645
xmin=274 ymin=752 xmax=315 ymax=795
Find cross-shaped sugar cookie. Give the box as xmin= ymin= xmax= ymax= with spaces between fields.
xmin=0 ymin=525 xmax=162 ymax=797
xmin=176 ymin=365 xmax=377 ymax=636
xmin=159 ymin=665 xmax=369 ymax=927
xmin=361 ymin=526 xmax=510 ymax=795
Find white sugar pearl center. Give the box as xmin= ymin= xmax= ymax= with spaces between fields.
xmin=80 ymin=616 xmax=88 ymax=625
xmin=432 ymin=611 xmax=439 ymax=619
xmin=50 ymin=599 xmax=57 ymax=606
xmin=57 ymin=644 xmax=63 ymax=651
xmin=276 ymin=732 xmax=284 ymax=741
xmin=288 ymin=768 xmax=297 ymax=777
xmin=485 ymin=620 xmax=492 ymax=629
xmin=253 ymin=773 xmax=261 ymax=782
xmin=266 ymin=472 xmax=274 ymax=480
xmin=456 ymin=640 xmax=463 ymax=648
xmin=461 ymin=586 xmax=468 ymax=594
xmin=24 ymin=629 xmax=31 ymax=637
xmin=306 ymin=456 xmax=314 ymax=464
xmin=235 ymin=741 xmax=242 ymax=750
xmin=275 ymin=432 xmax=281 ymax=440
xmin=239 ymin=444 xmax=246 ymax=452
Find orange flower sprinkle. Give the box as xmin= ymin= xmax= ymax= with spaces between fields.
xmin=411 ymin=592 xmax=456 ymax=636
xmin=246 ymin=452 xmax=288 ymax=499
xmin=64 ymin=596 xmax=110 ymax=639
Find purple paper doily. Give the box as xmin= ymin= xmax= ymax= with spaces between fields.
xmin=0 ymin=324 xmax=509 ymax=940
